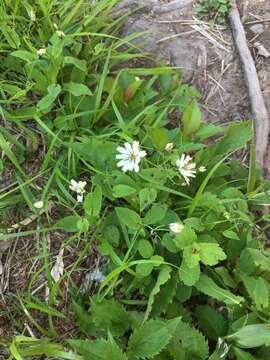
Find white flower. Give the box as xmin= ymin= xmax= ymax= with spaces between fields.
xmin=165 ymin=143 xmax=174 ymax=152
xmin=56 ymin=30 xmax=65 ymax=38
xmin=69 ymin=179 xmax=87 ymax=203
xmin=169 ymin=222 xmax=184 ymax=233
xmin=34 ymin=201 xmax=44 ymax=209
xmin=51 ymin=249 xmax=64 ymax=282
xmin=29 ymin=10 xmax=36 ymax=21
xmin=37 ymin=48 xmax=46 ymax=56
xmin=199 ymin=166 xmax=206 ymax=173
xmin=176 ymin=154 xmax=196 ymax=185
xmin=116 ymin=141 xmax=146 ymax=173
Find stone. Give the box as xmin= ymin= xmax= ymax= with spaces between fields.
xmin=250 ymin=23 xmax=264 ymax=34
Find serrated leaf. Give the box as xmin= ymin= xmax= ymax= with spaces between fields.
xmin=116 ymin=207 xmax=142 ymax=230
xmin=195 ymin=274 xmax=243 ymax=305
xmin=106 ymin=334 xmax=128 ymax=360
xmin=195 ymin=305 xmax=228 ymax=339
xmin=179 ymin=260 xmax=200 ymax=286
xmin=127 ymin=317 xmax=181 ymax=359
xmin=144 ymin=266 xmax=171 ymax=322
xmin=91 ymin=298 xmax=130 ymax=337
xmin=169 ymin=320 xmax=209 ymax=360
xmin=199 ymin=242 xmax=227 ymax=266
xmin=182 ymin=100 xmax=201 ymax=137
xmin=68 ymin=338 xmax=106 ymax=360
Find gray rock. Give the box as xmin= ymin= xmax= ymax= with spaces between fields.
xmin=250 ymin=23 xmax=264 ymax=34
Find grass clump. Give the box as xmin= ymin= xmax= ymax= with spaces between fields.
xmin=1 ymin=1 xmax=270 ymax=360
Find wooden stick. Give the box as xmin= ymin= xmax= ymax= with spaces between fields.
xmin=229 ymin=0 xmax=269 ymax=169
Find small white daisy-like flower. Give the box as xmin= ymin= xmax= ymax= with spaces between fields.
xmin=34 ymin=200 xmax=44 ymax=209
xmin=116 ymin=141 xmax=146 ymax=173
xmin=37 ymin=48 xmax=46 ymax=56
xmin=69 ymin=179 xmax=87 ymax=203
xmin=165 ymin=143 xmax=174 ymax=152
xmin=176 ymin=154 xmax=196 ymax=185
xmin=29 ymin=10 xmax=36 ymax=21
xmin=56 ymin=30 xmax=65 ymax=38
xmin=198 ymin=166 xmax=206 ymax=173
xmin=169 ymin=222 xmax=184 ymax=233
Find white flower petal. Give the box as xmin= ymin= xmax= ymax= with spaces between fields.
xmin=139 ymin=150 xmax=147 ymax=158
xmin=134 ymin=162 xmax=140 ymax=172
xmin=169 ymin=222 xmax=184 ymax=233
xmin=124 ymin=142 xmax=132 ymax=152
xmin=116 ymin=153 xmax=129 ymax=160
xmin=77 ymin=194 xmax=83 ymax=203
xmin=117 ymin=146 xmax=129 ymax=154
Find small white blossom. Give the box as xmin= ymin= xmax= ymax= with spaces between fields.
xmin=69 ymin=179 xmax=87 ymax=203
xmin=34 ymin=201 xmax=44 ymax=209
xmin=29 ymin=10 xmax=36 ymax=21
xmin=176 ymin=154 xmax=196 ymax=185
xmin=37 ymin=48 xmax=46 ymax=56
xmin=165 ymin=143 xmax=174 ymax=152
xmin=56 ymin=30 xmax=65 ymax=38
xmin=199 ymin=166 xmax=206 ymax=173
xmin=51 ymin=249 xmax=64 ymax=282
xmin=89 ymin=268 xmax=106 ymax=282
xmin=116 ymin=141 xmax=146 ymax=173
xmin=169 ymin=222 xmax=184 ymax=233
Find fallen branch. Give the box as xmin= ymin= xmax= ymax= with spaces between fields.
xmin=229 ymin=0 xmax=269 ymax=170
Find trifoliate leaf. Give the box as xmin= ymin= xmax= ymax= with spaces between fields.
xmin=179 ymin=260 xmax=200 ymax=287
xmin=198 ymin=242 xmax=227 ymax=266
xmin=127 ymin=317 xmax=181 ymax=359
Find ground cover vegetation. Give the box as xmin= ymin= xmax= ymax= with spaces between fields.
xmin=1 ymin=0 xmax=270 ymax=359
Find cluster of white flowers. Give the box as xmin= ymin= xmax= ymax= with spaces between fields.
xmin=56 ymin=30 xmax=65 ymax=38
xmin=69 ymin=179 xmax=87 ymax=203
xmin=176 ymin=153 xmax=206 ymax=185
xmin=37 ymin=48 xmax=46 ymax=56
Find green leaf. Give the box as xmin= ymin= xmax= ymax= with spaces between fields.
xmin=64 ymin=56 xmax=87 ymax=72
xmin=241 ymin=275 xmax=269 ymax=310
xmin=138 ymin=239 xmax=154 ymax=258
xmin=228 ymin=324 xmax=270 ymax=348
xmin=64 ymin=82 xmax=92 ymax=96
xmin=139 ymin=188 xmax=157 ymax=212
xmin=105 ymin=334 xmax=128 ymax=360
xmin=196 ymin=123 xmax=224 ymax=141
xmin=233 ymin=347 xmax=256 ymax=360
xmin=11 ymin=50 xmax=37 ymax=63
xmin=174 ymin=225 xmax=197 ymax=249
xmin=127 ymin=317 xmax=181 ymax=359
xmin=68 ymin=338 xmax=107 ymax=360
xmin=1 ymin=25 xmax=20 ymax=48
xmin=143 ymin=205 xmax=167 ymax=225
xmin=199 ymin=242 xmax=227 ymax=265
xmin=195 ymin=305 xmax=228 ymax=339
xmin=112 ymin=184 xmax=136 ymax=198
xmin=116 ymin=207 xmax=142 ymax=230
xmin=169 ymin=320 xmax=209 ymax=360
xmin=195 ymin=274 xmax=244 ymax=305
xmin=136 ymin=263 xmax=153 ymax=277
xmin=179 ymin=260 xmax=200 ymax=286
xmin=144 ymin=266 xmax=171 ymax=322
xmin=37 ymin=84 xmax=61 ymax=113
xmin=91 ymin=298 xmax=130 ymax=337
xmin=223 ymin=229 xmax=240 ymax=241
xmin=150 ymin=128 xmax=169 ymax=151
xmin=84 ymin=185 xmax=102 ymax=217
xmin=72 ymin=301 xmax=96 ymax=336
xmin=182 ymin=100 xmax=201 ymax=137
xmin=216 ymin=121 xmax=252 ymax=155
xmin=55 ymin=215 xmax=80 ymax=232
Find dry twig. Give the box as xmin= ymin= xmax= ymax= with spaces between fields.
xmin=229 ymin=0 xmax=269 ymax=169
